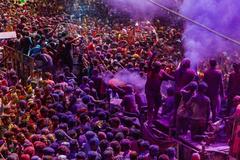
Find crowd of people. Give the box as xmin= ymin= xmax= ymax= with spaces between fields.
xmin=0 ymin=0 xmax=239 ymax=159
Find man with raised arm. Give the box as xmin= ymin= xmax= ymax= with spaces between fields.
xmin=145 ymin=51 xmax=174 ymax=122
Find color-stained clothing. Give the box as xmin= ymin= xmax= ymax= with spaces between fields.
xmin=174 ymin=68 xmax=195 ymax=92
xmin=189 ymin=93 xmax=211 ymax=136
xmin=228 ymin=72 xmax=240 ymax=97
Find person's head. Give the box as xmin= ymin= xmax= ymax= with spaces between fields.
xmin=31 ymin=155 xmax=41 ymax=160
xmin=97 ymin=111 xmax=107 ymax=121
xmin=24 ymin=146 xmax=35 ymax=157
xmin=103 ymin=150 xmax=114 ymax=160
xmin=2 ymin=116 xmax=11 ymax=126
xmin=110 ymin=141 xmax=121 ymax=155
xmin=54 ymin=129 xmax=66 ymax=141
xmin=87 ymin=151 xmax=97 ymax=160
xmin=44 ymin=72 xmax=53 ymax=80
xmin=115 ymin=132 xmax=124 ymax=142
xmin=166 ymin=147 xmax=176 ymax=160
xmin=130 ymin=151 xmax=138 ymax=160
xmin=89 ymin=137 xmax=99 ymax=151
xmin=233 ymin=63 xmax=240 ymax=73
xmin=76 ymin=151 xmax=86 ymax=160
xmin=7 ymin=153 xmax=19 ymax=160
xmin=130 ymin=128 xmax=142 ymax=140
xmin=57 ymin=145 xmax=70 ymax=156
xmin=139 ymin=140 xmax=150 ymax=152
xmin=233 ymin=96 xmax=240 ymax=107
xmin=110 ymin=117 xmax=121 ymax=128
xmin=120 ymin=139 xmax=131 ymax=152
xmin=191 ymin=153 xmax=201 ymax=160
xmin=63 ymin=66 xmax=70 ymax=74
xmin=58 ymin=74 xmax=65 ymax=82
xmin=99 ymin=139 xmax=109 ymax=152
xmin=82 ymin=76 xmax=89 ymax=84
xmin=85 ymin=131 xmax=96 ymax=141
xmin=16 ymin=132 xmax=26 ymax=144
xmin=125 ymin=85 xmax=134 ymax=94
xmin=6 ymin=61 xmax=12 ymax=69
xmin=209 ymin=59 xmax=217 ymax=68
xmin=43 ymin=147 xmax=55 ymax=156
xmin=186 ymin=81 xmax=198 ymax=93
xmin=34 ymin=141 xmax=46 ymax=155
xmin=152 ymin=61 xmax=161 ymax=73
xmin=82 ymin=95 xmax=91 ymax=104
xmin=149 ymin=145 xmax=160 ymax=158
xmin=198 ymin=82 xmax=208 ymax=94
xmin=181 ymin=58 xmax=191 ymax=69
xmin=159 ymin=154 xmax=170 ymax=160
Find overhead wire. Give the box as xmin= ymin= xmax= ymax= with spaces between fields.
xmin=148 ymin=0 xmax=240 ymax=46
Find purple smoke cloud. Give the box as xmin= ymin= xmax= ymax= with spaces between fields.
xmin=103 ymin=69 xmax=146 ymax=92
xmin=104 ymin=0 xmax=177 ymax=18
xmin=180 ymin=0 xmax=240 ymax=66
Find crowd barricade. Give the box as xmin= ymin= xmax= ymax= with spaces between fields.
xmin=2 ymin=46 xmax=34 ymax=83
xmin=176 ymin=140 xmax=199 ymax=160
xmin=176 ymin=139 xmax=229 ymax=160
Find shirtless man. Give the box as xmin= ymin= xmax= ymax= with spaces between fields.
xmin=203 ymin=59 xmax=224 ymax=122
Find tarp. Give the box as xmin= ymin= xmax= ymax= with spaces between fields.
xmin=19 ymin=0 xmax=27 ymax=6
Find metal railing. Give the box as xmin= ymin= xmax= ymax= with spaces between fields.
xmin=2 ymin=46 xmax=34 ymax=83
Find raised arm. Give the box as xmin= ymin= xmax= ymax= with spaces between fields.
xmin=227 ymin=74 xmax=232 ymax=97
xmin=206 ymin=99 xmax=211 ymax=122
xmin=161 ymin=70 xmax=175 ymax=81
xmin=69 ymin=35 xmax=81 ymax=44
xmin=48 ymin=24 xmax=59 ymax=37
xmin=220 ymin=73 xmax=224 ymax=97
xmin=147 ymin=50 xmax=158 ymax=71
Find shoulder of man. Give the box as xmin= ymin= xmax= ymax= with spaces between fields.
xmin=203 ymin=95 xmax=211 ymax=102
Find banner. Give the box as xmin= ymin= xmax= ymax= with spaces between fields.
xmin=0 ymin=32 xmax=17 ymax=39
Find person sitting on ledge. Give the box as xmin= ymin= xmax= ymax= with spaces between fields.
xmin=188 ymin=82 xmax=211 ymax=140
